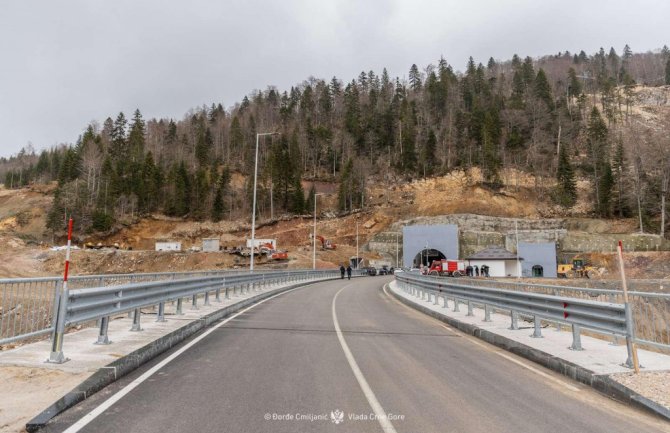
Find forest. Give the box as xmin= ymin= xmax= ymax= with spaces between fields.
xmin=2 ymin=45 xmax=670 ymax=236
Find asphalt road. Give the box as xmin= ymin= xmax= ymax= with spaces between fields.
xmin=46 ymin=277 xmax=670 ymax=433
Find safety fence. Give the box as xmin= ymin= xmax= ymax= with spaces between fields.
xmin=453 ymin=277 xmax=670 ymax=353
xmin=396 ymin=273 xmax=643 ymax=367
xmin=48 ymin=269 xmax=343 ymax=363
xmin=0 ymin=269 xmax=325 ymax=346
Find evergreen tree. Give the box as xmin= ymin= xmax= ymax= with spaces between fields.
xmin=408 ymin=64 xmax=422 ymax=91
xmin=534 ymin=69 xmax=554 ymax=111
xmin=211 ymin=180 xmax=225 ymax=221
xmin=666 ymin=59 xmax=670 ymax=85
xmin=422 ymin=129 xmax=437 ymax=177
xmin=555 ymin=144 xmax=577 ymax=207
xmin=567 ymin=68 xmax=582 ymax=98
xmin=127 ymin=109 xmax=145 ymax=162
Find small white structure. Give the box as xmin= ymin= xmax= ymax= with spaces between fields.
xmin=202 ymin=238 xmax=220 ymax=252
xmin=155 ymin=241 xmax=182 ymax=252
xmin=466 ymin=246 xmax=522 ymax=277
xmin=246 ymin=239 xmax=277 ymax=249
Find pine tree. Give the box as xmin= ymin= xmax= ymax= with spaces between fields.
xmin=567 ymin=68 xmax=582 ymax=98
xmin=534 ymin=69 xmax=554 ymax=111
xmin=211 ymin=181 xmax=225 ymax=221
xmin=555 ymin=144 xmax=577 ymax=207
xmin=408 ymin=64 xmax=422 ymax=91
xmin=598 ymin=162 xmax=614 ymax=216
xmin=127 ymin=109 xmax=145 ymax=162
xmin=422 ymin=129 xmax=437 ymax=177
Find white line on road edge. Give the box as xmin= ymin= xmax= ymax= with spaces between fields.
xmin=332 ymin=286 xmax=398 ymax=433
xmin=383 ymin=283 xmax=581 ymax=393
xmin=61 ymin=284 xmax=313 ymax=433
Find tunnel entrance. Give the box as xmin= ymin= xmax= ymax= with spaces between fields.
xmin=412 ymin=248 xmax=447 ymax=268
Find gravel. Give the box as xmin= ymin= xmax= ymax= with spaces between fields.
xmin=610 ymin=370 xmax=670 ymax=409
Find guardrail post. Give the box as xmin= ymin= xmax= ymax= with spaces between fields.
xmin=47 ymin=282 xmax=68 ymax=364
xmin=176 ymin=298 xmax=184 ymax=315
xmin=204 ymin=290 xmax=211 ymax=306
xmin=442 ymin=296 xmax=449 ymax=309
xmin=570 ymin=324 xmax=583 ymax=351
xmin=623 ymin=304 xmax=637 ymax=369
xmin=466 ymin=300 xmax=474 ymax=316
xmin=156 ymin=302 xmax=166 ymax=322
xmin=509 ymin=310 xmax=519 ymax=330
xmin=483 ymin=305 xmax=492 ymax=322
xmin=130 ymin=309 xmax=142 ymax=331
xmin=215 ymin=288 xmax=221 ymax=302
xmin=453 ymin=298 xmax=460 ymax=313
xmin=191 ymin=294 xmax=198 ymax=309
xmin=531 ymin=316 xmax=542 ymax=338
xmin=434 ymin=293 xmax=440 ymax=305
xmin=225 ymin=287 xmax=230 ymax=299
xmin=95 ymin=316 xmax=111 ymax=345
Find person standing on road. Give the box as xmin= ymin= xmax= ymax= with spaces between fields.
xmin=340 ymin=265 xmax=345 ymax=279
xmin=346 ymin=265 xmax=352 ymax=280
xmin=474 ymin=265 xmax=479 ymax=277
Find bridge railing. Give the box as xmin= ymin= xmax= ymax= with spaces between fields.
xmin=395 ymin=273 xmax=648 ymax=367
xmin=47 ymin=269 xmax=343 ymax=363
xmin=454 ymin=277 xmax=670 ymax=353
xmin=0 ymin=269 xmax=335 ymax=347
xmin=0 ymin=270 xmax=256 ymax=346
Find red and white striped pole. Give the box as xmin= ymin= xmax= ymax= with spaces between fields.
xmin=63 ymin=217 xmax=73 ymax=287
xmin=48 ymin=217 xmax=73 ymax=363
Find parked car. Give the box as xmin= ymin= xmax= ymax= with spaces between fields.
xmin=378 ymin=266 xmax=389 ymax=276
xmin=366 ymin=267 xmax=378 ymax=276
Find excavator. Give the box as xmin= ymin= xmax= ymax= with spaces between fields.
xmin=314 ymin=235 xmax=336 ymax=250
xmin=259 ymin=242 xmax=289 ymax=261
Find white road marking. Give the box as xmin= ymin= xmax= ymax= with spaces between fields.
xmin=62 ymin=284 xmax=312 ymax=433
xmin=332 ymin=286 xmax=398 ymax=433
xmin=383 ymin=284 xmax=581 ymax=393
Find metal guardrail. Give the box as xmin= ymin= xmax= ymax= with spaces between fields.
xmin=395 ymin=273 xmax=640 ymax=367
xmin=0 ymin=270 xmax=252 ymax=345
xmin=47 ymin=269 xmax=343 ymax=363
xmin=454 ymin=277 xmax=670 ymax=352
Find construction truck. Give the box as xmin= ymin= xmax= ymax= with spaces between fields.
xmin=315 ymin=235 xmax=336 ymax=250
xmin=426 ymin=259 xmax=466 ymax=277
xmin=557 ymin=257 xmax=602 ymax=279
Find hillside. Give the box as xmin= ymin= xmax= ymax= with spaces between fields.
xmin=2 ymin=160 xmax=668 ymax=279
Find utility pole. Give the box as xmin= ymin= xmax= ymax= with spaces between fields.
xmin=356 ymin=220 xmax=359 ymax=269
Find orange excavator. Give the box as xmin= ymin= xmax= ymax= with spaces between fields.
xmin=316 ymin=235 xmax=337 ymax=250
xmin=259 ymin=242 xmax=289 ymax=261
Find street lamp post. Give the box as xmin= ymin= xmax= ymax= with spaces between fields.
xmin=250 ymin=132 xmax=278 ymax=272
xmin=354 ymin=220 xmax=358 ymax=269
xmin=313 ymin=193 xmax=325 ymax=270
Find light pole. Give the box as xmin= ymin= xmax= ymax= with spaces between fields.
xmin=355 ymin=220 xmax=359 ymax=269
xmin=250 ymin=131 xmax=279 ymax=272
xmin=313 ymin=192 xmax=325 ymax=270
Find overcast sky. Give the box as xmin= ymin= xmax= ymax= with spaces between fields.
xmin=0 ymin=0 xmax=668 ymax=157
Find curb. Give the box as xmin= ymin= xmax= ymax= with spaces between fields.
xmin=26 ymin=278 xmax=336 ymax=432
xmin=387 ymin=282 xmax=670 ymax=422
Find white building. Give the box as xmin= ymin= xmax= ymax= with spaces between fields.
xmin=466 ymin=246 xmax=522 ymax=277
xmin=202 ymin=238 xmax=220 ymax=252
xmin=155 ymin=241 xmax=182 ymax=252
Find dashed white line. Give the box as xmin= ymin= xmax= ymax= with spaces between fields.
xmin=332 ymin=286 xmax=398 ymax=433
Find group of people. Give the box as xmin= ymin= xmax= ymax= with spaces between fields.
xmin=465 ymin=264 xmax=489 ymax=277
xmin=340 ymin=264 xmax=352 ymax=280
